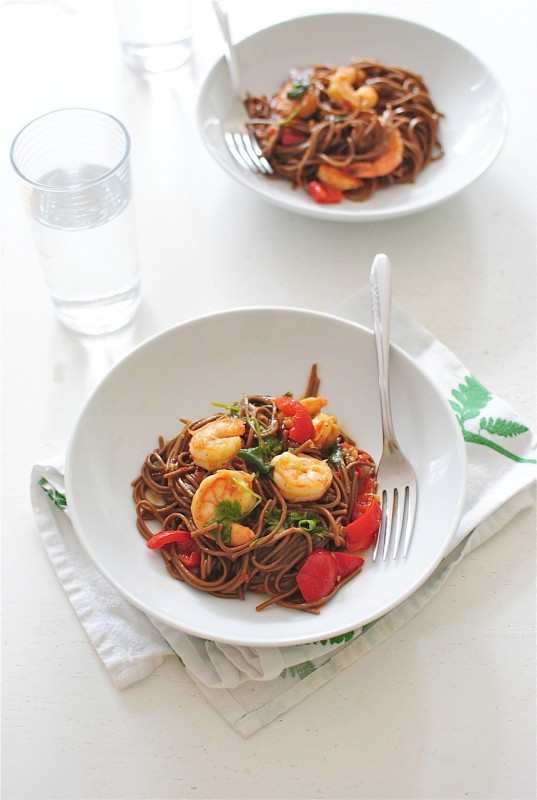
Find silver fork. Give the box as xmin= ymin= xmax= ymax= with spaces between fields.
xmin=370 ymin=253 xmax=418 ymax=560
xmin=211 ymin=1 xmax=273 ymax=175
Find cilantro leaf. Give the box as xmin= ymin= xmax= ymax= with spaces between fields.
xmin=209 ymin=481 xmax=262 ymax=544
xmin=264 ymin=507 xmax=284 ymax=532
xmin=238 ymin=446 xmax=274 ymax=476
xmin=264 ymin=507 xmax=328 ymax=537
xmin=327 ymin=441 xmax=346 ymax=468
xmin=210 ymin=499 xmax=243 ymax=543
xmin=238 ymin=435 xmax=283 ymax=476
xmin=287 ymin=81 xmax=310 ymax=100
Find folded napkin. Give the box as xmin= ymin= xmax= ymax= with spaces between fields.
xmin=31 ymin=288 xmax=536 ymax=738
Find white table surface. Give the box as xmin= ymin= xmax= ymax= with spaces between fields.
xmin=1 ymin=1 xmax=535 ymax=798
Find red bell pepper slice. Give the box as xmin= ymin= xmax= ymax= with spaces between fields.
xmin=296 ymin=549 xmax=338 ymax=603
xmin=179 ymin=550 xmax=201 ymax=569
xmin=333 ymin=552 xmax=364 ymax=578
xmin=280 ymin=128 xmax=308 ymax=146
xmin=306 ymin=180 xmax=344 ymax=205
xmin=147 ymin=529 xmax=201 ymax=569
xmin=361 ymin=476 xmax=377 ymax=495
xmin=274 ymin=395 xmax=315 ymax=443
xmin=345 ymin=495 xmax=382 ymax=552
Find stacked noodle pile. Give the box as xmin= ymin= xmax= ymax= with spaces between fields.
xmin=132 ymin=368 xmax=378 ymax=613
xmin=245 ymin=60 xmax=443 ymax=201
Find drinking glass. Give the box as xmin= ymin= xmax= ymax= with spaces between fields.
xmin=114 ymin=0 xmax=192 ymax=73
xmin=10 ymin=108 xmax=141 ymax=335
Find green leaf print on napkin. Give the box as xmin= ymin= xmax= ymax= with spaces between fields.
xmin=449 ymin=376 xmax=536 ymax=464
xmin=38 ymin=477 xmax=68 ymax=510
xmin=319 ymin=631 xmax=355 ymax=646
xmin=281 ymin=661 xmax=317 ymax=680
xmin=280 ymin=632 xmax=360 ymax=680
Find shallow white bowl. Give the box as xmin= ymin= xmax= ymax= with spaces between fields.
xmin=66 ymin=307 xmax=467 ymax=647
xmin=198 ymin=12 xmax=507 ymax=222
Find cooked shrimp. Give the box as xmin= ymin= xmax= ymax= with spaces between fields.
xmin=299 ymin=396 xmax=328 ymax=415
xmin=298 ymin=397 xmax=340 ymax=448
xmin=191 ymin=469 xmax=256 ymax=528
xmin=189 ymin=418 xmax=245 ymax=471
xmin=271 ymin=80 xmax=318 ymax=119
xmin=270 ymin=452 xmax=333 ymax=502
xmin=327 ymin=66 xmax=379 ymax=110
xmin=317 ymin=164 xmax=364 ymax=191
xmin=349 ymin=128 xmax=404 ymax=178
xmin=229 ymin=523 xmax=256 ymax=547
xmin=311 ymin=413 xmax=340 ymax=449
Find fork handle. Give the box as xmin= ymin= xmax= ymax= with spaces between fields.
xmin=370 ymin=253 xmax=398 ymax=446
xmin=211 ymin=1 xmax=241 ymax=98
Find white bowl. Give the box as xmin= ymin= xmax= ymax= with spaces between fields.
xmin=198 ymin=12 xmax=508 ymax=222
xmin=65 ymin=307 xmax=467 ymax=647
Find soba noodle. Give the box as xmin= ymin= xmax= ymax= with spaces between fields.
xmin=132 ymin=367 xmax=378 ymax=613
xmin=244 ymin=60 xmax=443 ymax=201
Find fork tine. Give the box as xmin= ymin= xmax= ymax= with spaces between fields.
xmin=382 ymin=490 xmax=396 ymax=560
xmin=225 ymin=132 xmax=258 ymax=172
xmin=224 ymin=132 xmax=273 ymax=174
xmin=372 ymin=484 xmax=417 ymax=563
xmin=233 ymin=133 xmax=259 ymax=172
xmin=373 ymin=489 xmax=396 ymax=561
xmin=372 ymin=494 xmax=385 ymax=562
xmin=243 ymin=134 xmax=273 ymax=174
xmin=391 ymin=487 xmax=406 ymax=558
xmin=402 ymin=484 xmax=417 ymax=557
xmin=372 ymin=485 xmax=415 ymax=561
xmin=225 ymin=132 xmax=251 ymax=171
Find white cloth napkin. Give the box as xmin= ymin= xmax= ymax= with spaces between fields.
xmin=30 ymin=288 xmax=536 ymax=737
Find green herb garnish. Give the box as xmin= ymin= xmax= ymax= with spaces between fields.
xmin=238 ymin=434 xmax=283 ymax=477
xmin=327 ymin=441 xmax=346 ymax=468
xmin=264 ymin=507 xmax=283 ymax=531
xmin=211 ymin=499 xmax=243 ymax=543
xmin=209 ymin=480 xmax=261 ymax=543
xmin=264 ymin=507 xmax=328 ymax=537
xmin=286 ymin=81 xmax=310 ymax=100
xmin=286 ymin=510 xmax=328 ymax=535
xmin=238 ymin=446 xmax=273 ymax=476
xmin=212 ymin=401 xmax=241 ymax=414
xmin=275 ymin=106 xmax=301 ymax=126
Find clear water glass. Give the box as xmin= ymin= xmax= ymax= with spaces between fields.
xmin=114 ymin=0 xmax=192 ymax=73
xmin=10 ymin=108 xmax=141 ymax=335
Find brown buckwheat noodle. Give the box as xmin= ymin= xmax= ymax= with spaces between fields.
xmin=132 ymin=366 xmax=378 ymax=613
xmin=244 ymin=60 xmax=443 ymax=201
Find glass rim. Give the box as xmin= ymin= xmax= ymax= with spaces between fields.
xmin=9 ymin=107 xmax=131 ymax=191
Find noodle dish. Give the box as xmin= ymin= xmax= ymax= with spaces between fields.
xmin=245 ymin=60 xmax=443 ymax=204
xmin=198 ymin=13 xmax=507 ymax=222
xmin=133 ymin=366 xmax=382 ymax=614
xmin=65 ymin=307 xmax=467 ymax=647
